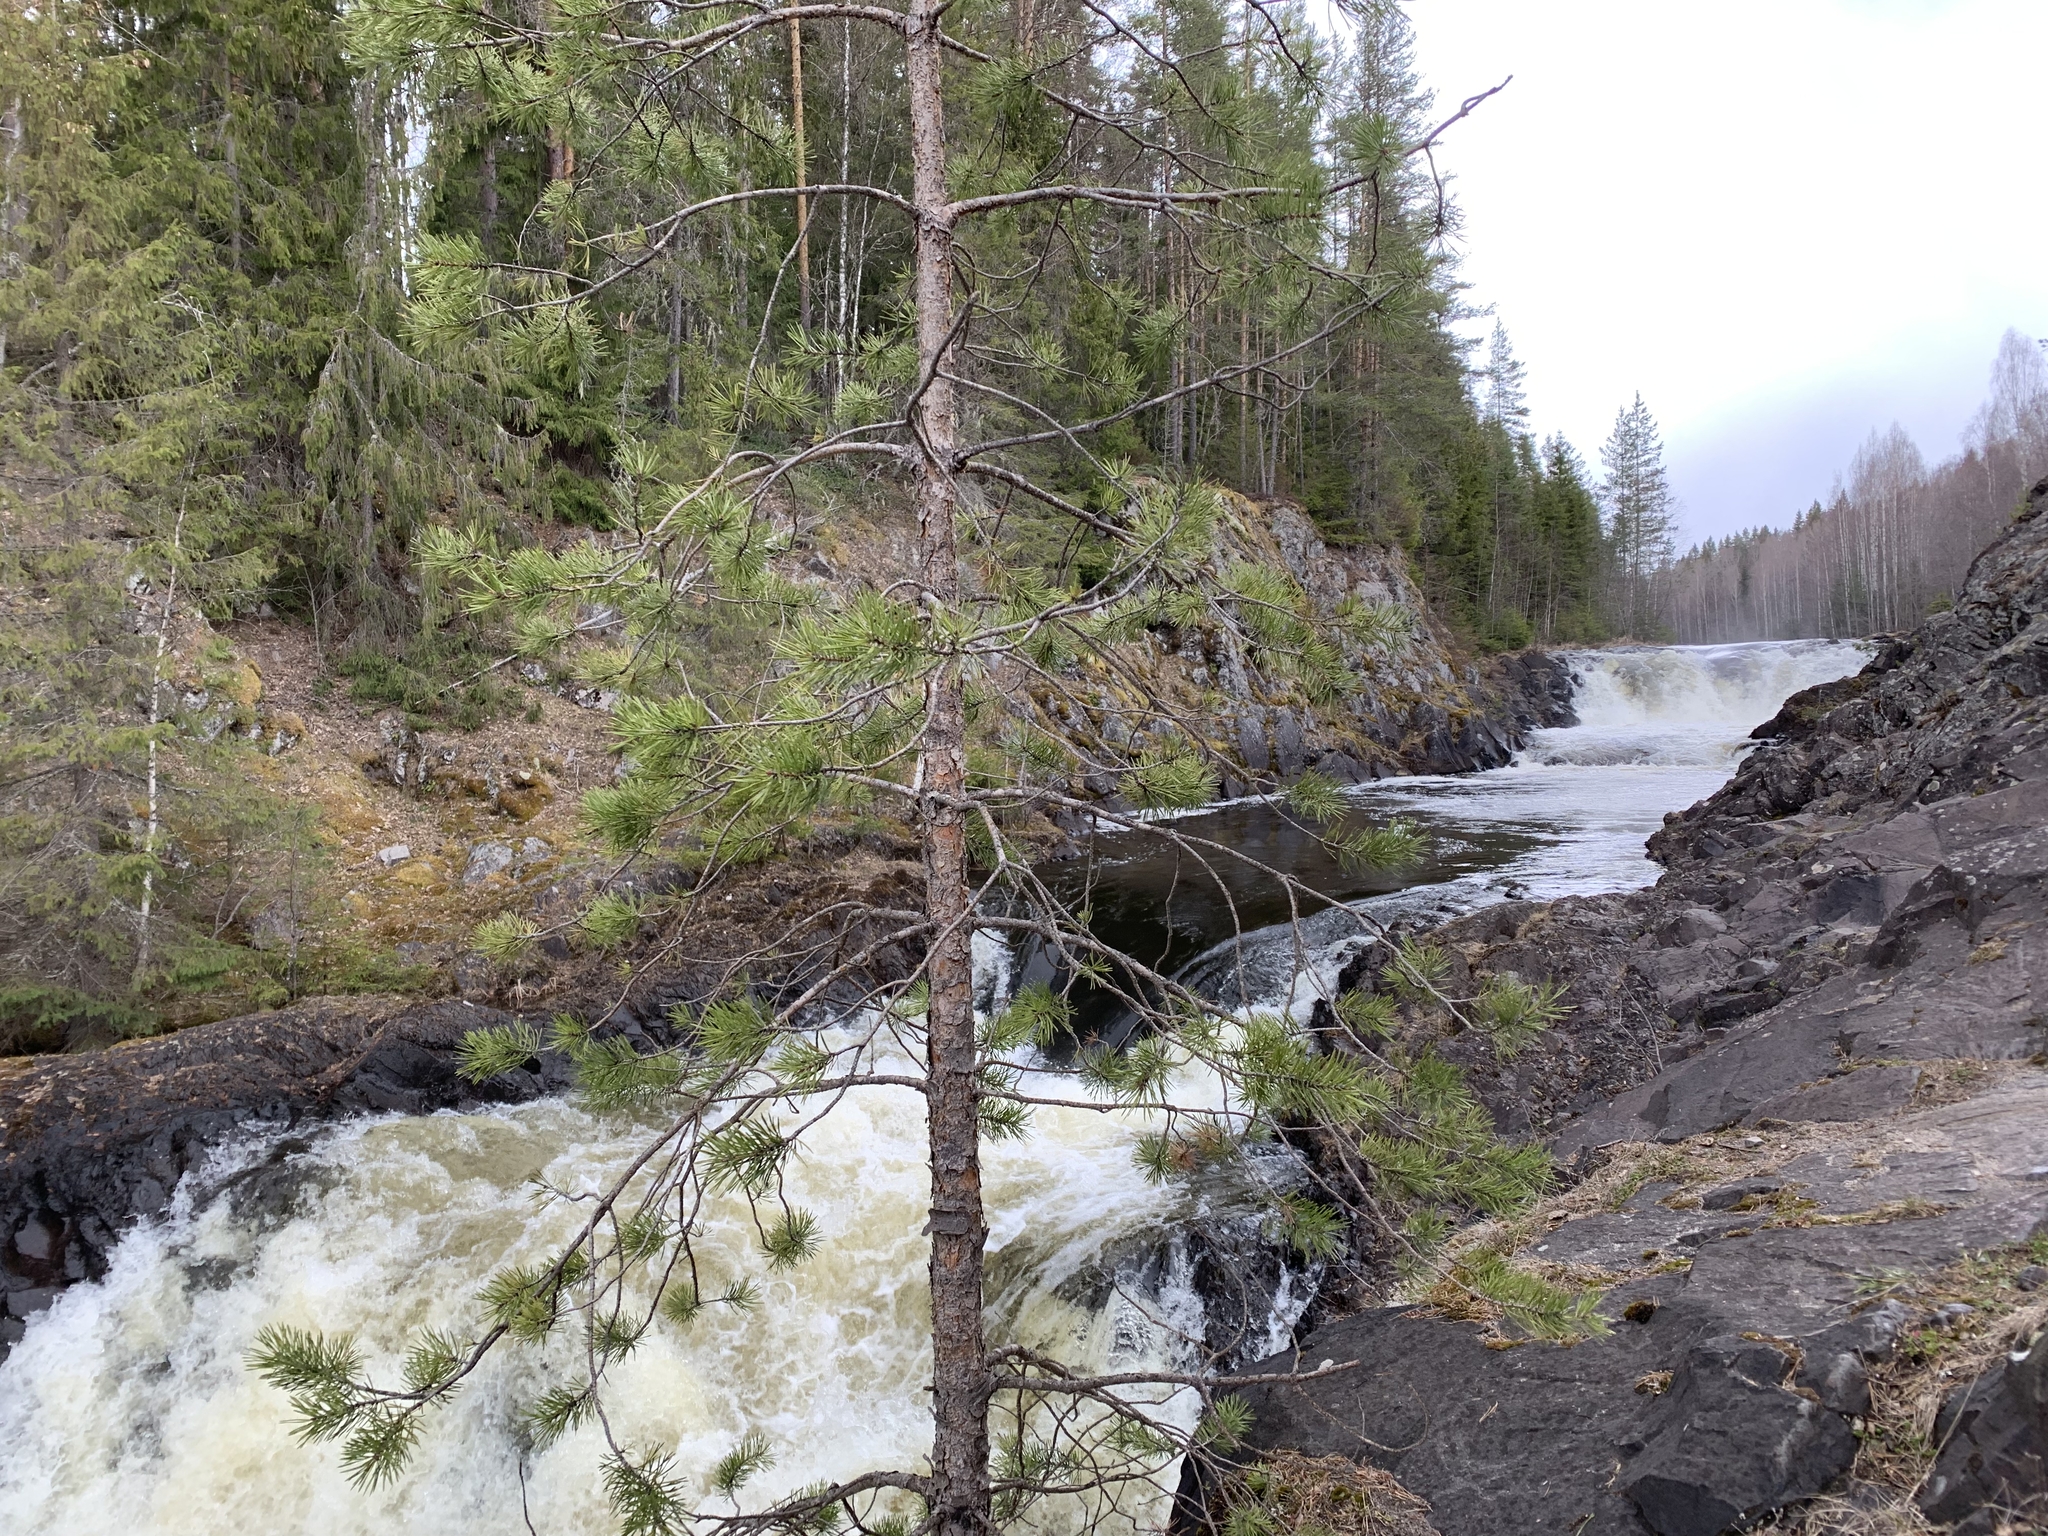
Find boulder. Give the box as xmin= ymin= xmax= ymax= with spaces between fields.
xmin=1919 ymin=1330 xmax=2048 ymax=1530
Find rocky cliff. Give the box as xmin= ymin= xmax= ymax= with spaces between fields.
xmin=1055 ymin=496 xmax=1577 ymax=788
xmin=1211 ymin=482 xmax=2048 ymax=1535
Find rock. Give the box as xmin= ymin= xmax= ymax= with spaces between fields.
xmin=1749 ymin=1064 xmax=1922 ymax=1125
xmin=2017 ymin=1264 xmax=2047 ymax=1292
xmin=0 ymin=996 xmax=568 ymax=1361
xmin=376 ymin=843 xmax=411 ymax=867
xmin=260 ymin=710 xmax=305 ymax=755
xmin=1698 ymin=1178 xmax=1782 ymax=1211
xmin=453 ymin=952 xmax=494 ymax=998
xmin=247 ymin=900 xmax=308 ymax=953
xmin=1624 ymin=1334 xmax=1857 ymax=1536
xmin=1918 ymin=1329 xmax=2047 ymax=1527
xmin=372 ymin=711 xmax=429 ymax=790
xmin=463 ymin=841 xmax=517 ymax=884
xmin=1657 ymin=908 xmax=1728 ymax=948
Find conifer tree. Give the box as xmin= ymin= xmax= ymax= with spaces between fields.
xmin=243 ymin=1 xmax=1590 ymax=1530
xmin=1599 ymin=392 xmax=1676 ymax=638
xmin=1479 ymin=321 xmax=1528 ymax=428
xmin=0 ymin=0 xmax=355 ymax=1037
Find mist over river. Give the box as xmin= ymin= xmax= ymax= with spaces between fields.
xmin=0 ymin=640 xmax=1867 ymax=1536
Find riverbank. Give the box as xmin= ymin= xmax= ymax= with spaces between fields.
xmin=1212 ymin=479 xmax=2048 ymax=1535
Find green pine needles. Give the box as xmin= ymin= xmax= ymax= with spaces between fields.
xmin=219 ymin=0 xmax=1572 ymax=1524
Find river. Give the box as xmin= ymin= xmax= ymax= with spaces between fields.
xmin=0 ymin=639 xmax=1866 ymax=1536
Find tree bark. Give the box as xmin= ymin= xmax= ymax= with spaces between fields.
xmin=789 ymin=16 xmax=811 ymax=330
xmin=905 ymin=1 xmax=988 ymax=1532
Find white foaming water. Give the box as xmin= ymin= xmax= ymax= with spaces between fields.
xmin=0 ymin=1048 xmax=1221 ymax=1536
xmin=0 ymin=640 xmax=1872 ymax=1534
xmin=1330 ymin=640 xmax=1870 ymax=909
xmin=1526 ymin=639 xmax=1869 ymax=769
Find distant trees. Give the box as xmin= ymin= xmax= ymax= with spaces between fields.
xmin=1599 ymin=393 xmax=1677 ymax=639
xmin=1664 ymin=329 xmax=2048 ymax=641
xmin=1393 ymin=322 xmax=1612 ymax=649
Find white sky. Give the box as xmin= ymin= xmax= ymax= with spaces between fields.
xmin=1395 ymin=0 xmax=2048 ymax=544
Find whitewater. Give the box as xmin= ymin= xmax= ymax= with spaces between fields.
xmin=0 ymin=639 xmax=1868 ymax=1536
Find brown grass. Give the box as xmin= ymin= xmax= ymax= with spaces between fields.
xmin=1219 ymin=1451 xmax=1441 ymax=1536
xmin=1751 ymin=1235 xmax=2048 ymax=1536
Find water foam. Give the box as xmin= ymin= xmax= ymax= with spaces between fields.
xmin=0 ymin=1066 xmax=1206 ymax=1536
xmin=1523 ymin=639 xmax=1869 ymax=768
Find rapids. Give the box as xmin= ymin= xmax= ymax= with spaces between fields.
xmin=0 ymin=639 xmax=1868 ymax=1535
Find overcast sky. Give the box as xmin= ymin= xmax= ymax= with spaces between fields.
xmin=1394 ymin=0 xmax=2048 ymax=545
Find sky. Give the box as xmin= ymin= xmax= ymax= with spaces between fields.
xmin=1392 ymin=0 xmax=2048 ymax=546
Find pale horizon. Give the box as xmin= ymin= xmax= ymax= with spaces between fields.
xmin=1396 ymin=0 xmax=2048 ymax=547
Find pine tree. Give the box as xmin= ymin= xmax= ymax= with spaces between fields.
xmin=1599 ymin=392 xmax=1676 ymax=638
xmin=243 ymin=1 xmax=1578 ymax=1529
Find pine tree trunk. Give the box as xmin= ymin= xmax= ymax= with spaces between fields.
xmin=905 ymin=2 xmax=989 ymax=1531
xmin=789 ymin=15 xmax=810 ymax=330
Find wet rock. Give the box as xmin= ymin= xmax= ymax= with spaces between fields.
xmin=0 ymin=996 xmax=564 ymax=1361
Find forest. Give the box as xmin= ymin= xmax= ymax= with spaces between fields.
xmin=1661 ymin=329 xmax=2048 ymax=644
xmin=1 ymin=0 xmax=1635 ymax=1521
xmin=0 ymin=0 xmax=1638 ymax=1038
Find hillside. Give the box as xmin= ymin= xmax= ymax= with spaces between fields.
xmin=1210 ymin=476 xmax=2048 ymax=1534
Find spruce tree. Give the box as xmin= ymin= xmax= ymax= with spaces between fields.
xmin=0 ymin=0 xmax=356 ymax=1035
xmin=1599 ymin=392 xmax=1676 ymax=638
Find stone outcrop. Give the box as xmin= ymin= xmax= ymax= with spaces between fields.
xmin=0 ymin=995 xmax=562 ymax=1354
xmin=1045 ymin=498 xmax=1576 ymax=794
xmin=1208 ymin=479 xmax=2048 ymax=1534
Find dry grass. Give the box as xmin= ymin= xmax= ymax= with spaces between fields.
xmin=1218 ymin=1451 xmax=1441 ymax=1536
xmin=1750 ymin=1235 xmax=2048 ymax=1536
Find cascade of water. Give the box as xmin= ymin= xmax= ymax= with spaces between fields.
xmin=1521 ymin=639 xmax=1869 ymax=768
xmin=0 ymin=1059 xmax=1226 ymax=1535
xmin=0 ymin=640 xmax=1876 ymax=1535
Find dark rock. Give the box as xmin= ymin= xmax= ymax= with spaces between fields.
xmin=5 ymin=1286 xmax=59 ymax=1320
xmin=1749 ymin=1064 xmax=1922 ymax=1126
xmin=2017 ymin=1264 xmax=2048 ymax=1292
xmin=1698 ymin=1178 xmax=1782 ymax=1211
xmin=1657 ymin=909 xmax=1728 ymax=948
xmin=1208 ymin=1162 xmax=2038 ymax=1535
xmin=1918 ymin=1329 xmax=2048 ymax=1527
xmin=1624 ymin=1334 xmax=1857 ymax=1536
xmin=0 ymin=995 xmax=563 ymax=1360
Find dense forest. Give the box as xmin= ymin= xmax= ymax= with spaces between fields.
xmin=1661 ymin=329 xmax=2048 ymax=643
xmin=0 ymin=0 xmax=1650 ymax=1041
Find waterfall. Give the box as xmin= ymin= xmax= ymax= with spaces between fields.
xmin=1521 ymin=639 xmax=1869 ymax=768
xmin=0 ymin=1070 xmax=1235 ymax=1535
xmin=0 ymin=641 xmax=1875 ymax=1535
